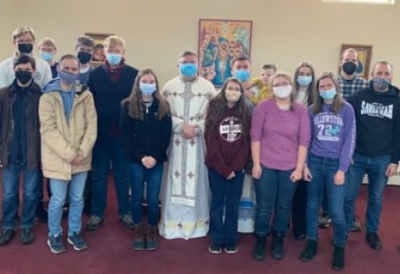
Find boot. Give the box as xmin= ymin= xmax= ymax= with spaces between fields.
xmin=300 ymin=239 xmax=318 ymax=262
xmin=271 ymin=231 xmax=285 ymax=260
xmin=133 ymin=224 xmax=145 ymax=250
xmin=252 ymin=234 xmax=267 ymax=261
xmin=332 ymin=245 xmax=345 ymax=271
xmin=146 ymin=225 xmax=159 ymax=251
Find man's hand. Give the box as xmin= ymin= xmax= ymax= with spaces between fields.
xmin=181 ymin=124 xmax=198 ymax=139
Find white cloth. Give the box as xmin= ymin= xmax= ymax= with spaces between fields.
xmin=0 ymin=54 xmax=52 ymax=89
xmin=159 ymin=76 xmax=216 ymax=240
xmin=238 ymin=174 xmax=256 ymax=233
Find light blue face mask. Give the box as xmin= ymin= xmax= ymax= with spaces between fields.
xmin=234 ymin=70 xmax=250 ymax=82
xmin=297 ymin=76 xmax=312 ymax=86
xmin=106 ymin=53 xmax=122 ymax=65
xmin=319 ymin=89 xmax=337 ymax=100
xmin=180 ymin=63 xmax=198 ymax=77
xmin=40 ymin=51 xmax=54 ymax=62
xmin=139 ymin=83 xmax=157 ymax=96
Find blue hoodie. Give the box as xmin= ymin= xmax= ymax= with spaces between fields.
xmin=43 ymin=78 xmax=76 ymax=123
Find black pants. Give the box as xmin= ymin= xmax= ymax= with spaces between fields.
xmin=291 ymin=180 xmax=307 ymax=238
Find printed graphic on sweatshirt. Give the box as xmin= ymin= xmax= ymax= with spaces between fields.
xmin=360 ymin=101 xmax=393 ymax=119
xmin=219 ymin=116 xmax=243 ymax=142
xmin=313 ymin=113 xmax=343 ymax=142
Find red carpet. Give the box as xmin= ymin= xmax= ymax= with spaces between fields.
xmin=0 ymin=178 xmax=400 ymax=274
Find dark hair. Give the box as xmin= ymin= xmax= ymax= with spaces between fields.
xmin=178 ymin=50 xmax=197 ymax=59
xmin=205 ymin=77 xmax=251 ymax=138
xmin=231 ymin=56 xmax=251 ymax=67
xmin=121 ymin=68 xmax=170 ymax=121
xmin=261 ymin=63 xmax=277 ymax=72
xmin=59 ymin=54 xmax=80 ymax=68
xmin=294 ymin=62 xmax=315 ymax=107
xmin=14 ymin=53 xmax=36 ymax=69
xmin=75 ymin=36 xmax=95 ymax=50
xmin=312 ymin=71 xmax=344 ymax=115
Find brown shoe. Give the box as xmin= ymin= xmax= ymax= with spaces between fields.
xmin=133 ymin=224 xmax=145 ymax=250
xmin=146 ymin=226 xmax=159 ymax=251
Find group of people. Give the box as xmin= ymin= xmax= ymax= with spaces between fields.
xmin=0 ymin=26 xmax=399 ymax=272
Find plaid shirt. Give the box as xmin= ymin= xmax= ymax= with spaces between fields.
xmin=338 ymin=76 xmax=368 ymax=101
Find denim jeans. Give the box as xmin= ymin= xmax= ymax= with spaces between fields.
xmin=128 ymin=162 xmax=163 ymax=226
xmin=344 ymin=153 xmax=391 ymax=234
xmin=306 ymin=154 xmax=347 ymax=247
xmin=1 ymin=164 xmax=39 ymax=229
xmin=48 ymin=172 xmax=88 ymax=237
xmin=91 ymin=137 xmax=130 ymax=218
xmin=208 ymin=168 xmax=244 ymax=246
xmin=254 ymin=166 xmax=297 ymax=235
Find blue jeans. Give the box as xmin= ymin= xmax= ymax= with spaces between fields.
xmin=344 ymin=153 xmax=391 ymax=234
xmin=128 ymin=162 xmax=163 ymax=226
xmin=306 ymin=154 xmax=347 ymax=247
xmin=48 ymin=172 xmax=88 ymax=237
xmin=91 ymin=137 xmax=130 ymax=218
xmin=208 ymin=168 xmax=244 ymax=246
xmin=254 ymin=166 xmax=297 ymax=235
xmin=1 ymin=164 xmax=39 ymax=229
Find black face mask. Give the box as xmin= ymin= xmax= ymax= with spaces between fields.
xmin=18 ymin=43 xmax=33 ymax=54
xmin=15 ymin=71 xmax=33 ymax=85
xmin=77 ymin=51 xmax=92 ymax=64
xmin=342 ymin=61 xmax=357 ymax=75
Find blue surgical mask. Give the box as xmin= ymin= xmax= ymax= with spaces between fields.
xmin=297 ymin=76 xmax=312 ymax=86
xmin=320 ymin=89 xmax=337 ymax=100
xmin=180 ymin=63 xmax=198 ymax=77
xmin=58 ymin=70 xmax=79 ymax=85
xmin=373 ymin=77 xmax=391 ymax=90
xmin=140 ymin=83 xmax=156 ymax=96
xmin=234 ymin=70 xmax=250 ymax=82
xmin=40 ymin=51 xmax=54 ymax=62
xmin=106 ymin=53 xmax=122 ymax=65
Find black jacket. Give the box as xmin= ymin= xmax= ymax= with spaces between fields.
xmin=348 ymin=82 xmax=400 ymax=164
xmin=0 ymin=80 xmax=42 ymax=169
xmin=120 ymin=99 xmax=172 ymax=164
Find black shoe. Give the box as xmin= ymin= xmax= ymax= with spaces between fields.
xmin=20 ymin=228 xmax=34 ymax=245
xmin=366 ymin=232 xmax=382 ymax=251
xmin=332 ymin=245 xmax=345 ymax=271
xmin=318 ymin=212 xmax=331 ymax=228
xmin=300 ymin=239 xmax=318 ymax=262
xmin=208 ymin=245 xmax=222 ymax=254
xmin=224 ymin=244 xmax=238 ymax=254
xmin=252 ymin=234 xmax=267 ymax=261
xmin=0 ymin=229 xmax=15 ymax=246
xmin=271 ymin=231 xmax=285 ymax=260
xmin=35 ymin=206 xmax=48 ymax=223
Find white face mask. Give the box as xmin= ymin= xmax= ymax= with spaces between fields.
xmin=80 ymin=66 xmax=90 ymax=74
xmin=225 ymin=90 xmax=241 ymax=103
xmin=273 ymin=86 xmax=292 ymax=99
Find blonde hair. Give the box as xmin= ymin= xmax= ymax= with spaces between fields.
xmin=12 ymin=26 xmax=35 ymax=41
xmin=38 ymin=37 xmax=57 ymax=50
xmin=341 ymin=48 xmax=358 ymax=60
xmin=103 ymin=35 xmax=126 ymax=49
xmin=270 ymin=71 xmax=296 ymax=111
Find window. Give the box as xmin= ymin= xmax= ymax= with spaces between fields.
xmin=323 ymin=0 xmax=395 ymax=4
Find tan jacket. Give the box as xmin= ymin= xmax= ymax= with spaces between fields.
xmin=39 ymin=88 xmax=97 ymax=181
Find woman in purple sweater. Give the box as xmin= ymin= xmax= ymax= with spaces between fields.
xmin=251 ymin=72 xmax=310 ymax=261
xmin=300 ymin=72 xmax=355 ymax=271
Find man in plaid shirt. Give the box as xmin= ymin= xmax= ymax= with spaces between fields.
xmin=338 ymin=48 xmax=368 ymax=100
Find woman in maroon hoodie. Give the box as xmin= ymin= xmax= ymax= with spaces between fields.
xmin=205 ymin=77 xmax=251 ymax=255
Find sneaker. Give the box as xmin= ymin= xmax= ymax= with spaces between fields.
xmin=20 ymin=228 xmax=34 ymax=245
xmin=119 ymin=214 xmax=134 ymax=230
xmin=350 ymin=218 xmax=362 ymax=232
xmin=318 ymin=213 xmax=331 ymax=228
xmin=86 ymin=216 xmax=103 ymax=231
xmin=332 ymin=246 xmax=345 ymax=271
xmin=208 ymin=245 xmax=222 ymax=254
xmin=47 ymin=235 xmax=66 ymax=254
xmin=67 ymin=233 xmax=88 ymax=251
xmin=366 ymin=232 xmax=382 ymax=251
xmin=35 ymin=206 xmax=48 ymax=224
xmin=300 ymin=239 xmax=318 ymax=262
xmin=0 ymin=229 xmax=15 ymax=246
xmin=224 ymin=244 xmax=238 ymax=254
